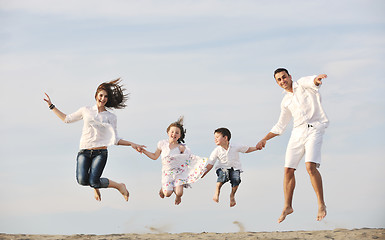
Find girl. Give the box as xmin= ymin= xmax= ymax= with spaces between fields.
xmin=43 ymin=78 xmax=144 ymax=202
xmin=140 ymin=117 xmax=208 ymax=205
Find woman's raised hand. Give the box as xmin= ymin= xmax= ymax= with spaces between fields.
xmin=43 ymin=92 xmax=52 ymax=106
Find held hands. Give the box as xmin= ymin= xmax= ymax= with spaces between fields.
xmin=131 ymin=143 xmax=146 ymax=153
xmin=256 ymin=139 xmax=267 ymax=150
xmin=314 ymin=74 xmax=327 ymax=86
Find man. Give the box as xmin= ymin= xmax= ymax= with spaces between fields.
xmin=256 ymin=68 xmax=329 ymax=223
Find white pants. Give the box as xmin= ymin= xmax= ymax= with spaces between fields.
xmin=285 ymin=122 xmax=327 ymax=169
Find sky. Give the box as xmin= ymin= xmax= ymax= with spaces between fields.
xmin=0 ymin=0 xmax=384 ymax=235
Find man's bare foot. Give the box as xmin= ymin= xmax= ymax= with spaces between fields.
xmin=94 ymin=188 xmax=101 ymax=201
xmin=317 ymin=205 xmax=327 ymax=221
xmin=118 ymin=183 xmax=129 ymax=201
xmin=278 ymin=206 xmax=294 ymax=223
xmin=175 ymin=196 xmax=182 ymax=205
xmin=230 ymin=196 xmax=236 ymax=207
xmin=159 ymin=189 xmax=165 ymax=198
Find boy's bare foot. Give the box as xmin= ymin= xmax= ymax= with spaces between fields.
xmin=213 ymin=189 xmax=220 ymax=203
xmin=94 ymin=189 xmax=101 ymax=201
xmin=159 ymin=189 xmax=165 ymax=198
xmin=317 ymin=205 xmax=327 ymax=221
xmin=118 ymin=183 xmax=129 ymax=201
xmin=230 ymin=196 xmax=236 ymax=207
xmin=175 ymin=195 xmax=182 ymax=205
xmin=278 ymin=206 xmax=294 ymax=223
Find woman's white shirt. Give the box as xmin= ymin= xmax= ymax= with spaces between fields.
xmin=64 ymin=105 xmax=121 ymax=149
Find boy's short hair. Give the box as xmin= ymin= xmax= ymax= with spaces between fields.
xmin=214 ymin=127 xmax=231 ymax=141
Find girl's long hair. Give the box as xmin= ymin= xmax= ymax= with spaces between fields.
xmin=167 ymin=116 xmax=186 ymax=143
xmin=95 ymin=78 xmax=128 ymax=109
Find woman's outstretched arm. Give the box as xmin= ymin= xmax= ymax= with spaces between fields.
xmin=43 ymin=93 xmax=67 ymax=122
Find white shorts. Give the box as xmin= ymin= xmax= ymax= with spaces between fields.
xmin=285 ymin=123 xmax=327 ymax=169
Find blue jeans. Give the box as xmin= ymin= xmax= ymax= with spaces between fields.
xmin=76 ymin=149 xmax=109 ymax=188
xmin=216 ymin=168 xmax=241 ymax=187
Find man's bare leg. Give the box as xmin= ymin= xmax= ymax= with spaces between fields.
xmin=278 ymin=167 xmax=296 ymax=223
xmin=108 ymin=180 xmax=129 ymax=201
xmin=230 ymin=185 xmax=239 ymax=207
xmin=306 ymin=162 xmax=327 ymax=221
xmin=213 ymin=182 xmax=224 ymax=203
xmin=94 ymin=188 xmax=101 ymax=201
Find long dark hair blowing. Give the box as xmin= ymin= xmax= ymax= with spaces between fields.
xmin=95 ymin=78 xmax=128 ymax=109
xmin=167 ymin=116 xmax=186 ymax=144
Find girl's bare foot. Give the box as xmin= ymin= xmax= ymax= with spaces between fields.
xmin=94 ymin=188 xmax=101 ymax=201
xmin=175 ymin=195 xmax=182 ymax=205
xmin=118 ymin=183 xmax=129 ymax=201
xmin=278 ymin=206 xmax=294 ymax=223
xmin=317 ymin=205 xmax=327 ymax=221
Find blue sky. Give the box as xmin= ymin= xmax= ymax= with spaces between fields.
xmin=0 ymin=0 xmax=384 ymax=235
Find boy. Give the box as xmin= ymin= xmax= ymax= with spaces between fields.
xmin=202 ymin=128 xmax=259 ymax=207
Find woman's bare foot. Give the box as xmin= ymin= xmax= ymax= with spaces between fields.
xmin=94 ymin=188 xmax=101 ymax=201
xmin=118 ymin=183 xmax=129 ymax=201
xmin=159 ymin=189 xmax=165 ymax=198
xmin=278 ymin=206 xmax=294 ymax=223
xmin=317 ymin=205 xmax=327 ymax=221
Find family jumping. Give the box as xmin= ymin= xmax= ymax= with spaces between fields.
xmin=43 ymin=68 xmax=329 ymax=223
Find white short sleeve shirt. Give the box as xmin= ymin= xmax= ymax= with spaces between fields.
xmin=208 ymin=144 xmax=249 ymax=171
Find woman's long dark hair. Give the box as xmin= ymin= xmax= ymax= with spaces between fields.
xmin=95 ymin=78 xmax=128 ymax=109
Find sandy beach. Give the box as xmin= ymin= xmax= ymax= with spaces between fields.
xmin=1 ymin=228 xmax=384 ymax=240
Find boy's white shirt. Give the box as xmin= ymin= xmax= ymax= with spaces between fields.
xmin=208 ymin=143 xmax=249 ymax=171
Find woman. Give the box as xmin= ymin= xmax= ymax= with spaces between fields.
xmin=44 ymin=78 xmax=144 ymax=202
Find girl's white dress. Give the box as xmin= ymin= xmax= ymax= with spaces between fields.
xmin=157 ymin=140 xmax=208 ymax=191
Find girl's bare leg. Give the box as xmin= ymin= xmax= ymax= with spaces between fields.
xmin=174 ymin=185 xmax=184 ymax=205
xmin=159 ymin=188 xmax=165 ymax=198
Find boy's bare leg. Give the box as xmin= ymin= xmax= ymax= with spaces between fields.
xmin=213 ymin=182 xmax=224 ymax=203
xmin=230 ymin=185 xmax=239 ymax=207
xmin=278 ymin=167 xmax=295 ymax=223
xmin=108 ymin=180 xmax=129 ymax=201
xmin=174 ymin=185 xmax=184 ymax=205
xmin=306 ymin=162 xmax=327 ymax=221
xmin=94 ymin=188 xmax=101 ymax=201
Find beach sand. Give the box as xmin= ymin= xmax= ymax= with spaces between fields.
xmin=0 ymin=228 xmax=384 ymax=240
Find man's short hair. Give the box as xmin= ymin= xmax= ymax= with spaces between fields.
xmin=214 ymin=127 xmax=231 ymax=141
xmin=274 ymin=68 xmax=290 ymax=77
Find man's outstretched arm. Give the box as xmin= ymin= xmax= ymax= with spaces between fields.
xmin=256 ymin=132 xmax=279 ymax=150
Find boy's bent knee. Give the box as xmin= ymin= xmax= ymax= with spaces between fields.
xmin=231 ymin=179 xmax=241 ymax=187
